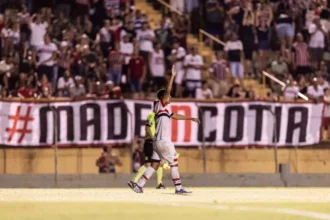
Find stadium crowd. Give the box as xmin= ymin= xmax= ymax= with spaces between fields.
xmin=0 ymin=0 xmax=330 ymax=102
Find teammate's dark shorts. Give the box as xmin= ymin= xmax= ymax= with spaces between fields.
xmin=144 ymin=139 xmax=153 ymax=163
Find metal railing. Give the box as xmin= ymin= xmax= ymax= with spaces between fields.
xmin=262 ymin=71 xmax=309 ymax=100
xmin=199 ymin=29 xmax=226 ymax=49
xmin=156 ymin=0 xmax=183 ymax=15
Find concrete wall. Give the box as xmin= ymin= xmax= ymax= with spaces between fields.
xmin=1 ymin=172 xmax=330 ymax=188
xmin=1 ymin=148 xmax=330 ymax=174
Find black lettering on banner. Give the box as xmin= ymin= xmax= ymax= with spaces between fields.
xmin=273 ymin=106 xmax=282 ymax=143
xmin=107 ymin=102 xmax=128 ymax=140
xmin=286 ymin=107 xmax=308 ymax=143
xmin=134 ymin=103 xmax=152 ymax=137
xmin=223 ymin=106 xmax=244 ymax=142
xmin=80 ymin=103 xmax=101 ymax=141
xmin=39 ymin=106 xmax=74 ymax=143
xmin=198 ymin=106 xmax=217 ymax=142
xmin=249 ymin=105 xmax=271 ymax=142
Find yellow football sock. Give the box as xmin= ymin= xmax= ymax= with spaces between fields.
xmin=156 ymin=167 xmax=163 ymax=185
xmin=132 ymin=165 xmax=147 ymax=183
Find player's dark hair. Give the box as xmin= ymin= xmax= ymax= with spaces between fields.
xmin=157 ymin=89 xmax=166 ymax=100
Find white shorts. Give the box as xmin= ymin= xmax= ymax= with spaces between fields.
xmin=229 ymin=62 xmax=244 ymax=78
xmin=174 ymin=69 xmax=185 ymax=85
xmin=151 ymin=140 xmax=177 ymax=164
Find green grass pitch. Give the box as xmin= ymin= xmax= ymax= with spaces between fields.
xmin=0 ymin=188 xmax=330 ymax=220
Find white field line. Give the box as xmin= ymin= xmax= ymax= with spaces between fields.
xmin=152 ymin=202 xmax=330 ymax=220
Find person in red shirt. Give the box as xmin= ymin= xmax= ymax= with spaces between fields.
xmin=128 ymin=50 xmax=146 ymax=97
xmin=17 ymin=82 xmax=36 ymax=99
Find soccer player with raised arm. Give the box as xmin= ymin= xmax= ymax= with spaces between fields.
xmin=130 ymin=65 xmax=200 ymax=194
xmin=128 ymin=102 xmax=166 ymax=189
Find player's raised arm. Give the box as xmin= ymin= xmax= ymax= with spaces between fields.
xmin=163 ymin=65 xmax=176 ymax=102
xmin=171 ymin=113 xmax=200 ymax=124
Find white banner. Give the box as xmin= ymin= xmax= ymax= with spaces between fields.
xmin=0 ymin=100 xmax=324 ymax=147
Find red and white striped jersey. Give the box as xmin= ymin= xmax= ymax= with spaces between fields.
xmin=154 ymin=100 xmax=173 ymax=141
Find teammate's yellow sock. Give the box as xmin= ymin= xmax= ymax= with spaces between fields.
xmin=156 ymin=167 xmax=163 ymax=185
xmin=132 ymin=165 xmax=147 ymax=183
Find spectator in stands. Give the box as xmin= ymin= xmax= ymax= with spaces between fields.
xmin=120 ymin=21 xmax=136 ymax=42
xmin=225 ymin=33 xmax=244 ymax=86
xmin=307 ymin=77 xmax=324 ymax=100
xmin=308 ymin=17 xmax=327 ymax=69
xmin=209 ymin=51 xmax=230 ymax=98
xmin=317 ymin=75 xmax=330 ymax=90
xmin=195 ymin=81 xmax=213 ymax=99
xmin=34 ymin=34 xmax=58 ymax=83
xmin=108 ymin=49 xmax=124 ymax=86
xmin=128 ymin=49 xmax=146 ymax=98
xmin=270 ymin=54 xmax=288 ymax=81
xmin=17 ymin=80 xmax=36 ymax=99
xmin=29 ymin=14 xmax=48 ymax=49
xmin=205 ymin=0 xmax=224 ymax=48
xmin=169 ymin=40 xmax=186 ymax=97
xmin=256 ymin=18 xmax=271 ymax=72
xmin=96 ymin=146 xmax=122 ymax=173
xmin=133 ymin=10 xmax=146 ymax=31
xmin=69 ymin=75 xmax=86 ymax=99
xmin=2 ymin=21 xmax=20 ymax=57
xmin=317 ymin=61 xmax=330 ymax=80
xmin=226 ymin=84 xmax=241 ymax=99
xmin=17 ymin=5 xmax=30 ymax=43
xmin=119 ymin=34 xmax=133 ymax=80
xmin=137 ymin=22 xmax=155 ymax=64
xmin=276 ymin=0 xmax=295 ymax=54
xmin=57 ymin=70 xmax=74 ymax=97
xmin=245 ymin=89 xmax=257 ymax=100
xmin=293 ymin=33 xmax=311 ymax=77
xmin=255 ymin=1 xmax=273 ymax=27
xmin=98 ymin=19 xmax=115 ymax=57
xmin=241 ymin=1 xmax=255 ymax=75
xmin=183 ymin=47 xmax=203 ymax=97
xmin=283 ymin=80 xmax=299 ymax=101
xmin=173 ymin=15 xmax=188 ymax=49
xmin=38 ymin=74 xmax=52 ymax=98
xmin=149 ymin=42 xmax=166 ymax=91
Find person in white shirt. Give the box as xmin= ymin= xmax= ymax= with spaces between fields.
xmin=120 ymin=34 xmax=134 ymax=73
xmin=1 ymin=21 xmax=20 ymax=56
xmin=195 ymin=81 xmax=213 ymax=99
xmin=149 ymin=42 xmax=166 ymax=90
xmin=183 ymin=47 xmax=204 ymax=97
xmin=29 ymin=14 xmax=48 ymax=48
xmin=34 ymin=34 xmax=58 ymax=82
xmin=57 ymin=70 xmax=74 ymax=97
xmin=307 ymin=77 xmax=324 ymax=100
xmin=283 ymin=80 xmax=299 ymax=101
xmin=318 ymin=75 xmax=330 ymax=90
xmin=168 ymin=41 xmax=186 ymax=97
xmin=309 ymin=18 xmax=327 ymax=69
xmin=98 ymin=19 xmax=115 ymax=57
xmin=137 ymin=22 xmax=155 ymax=62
